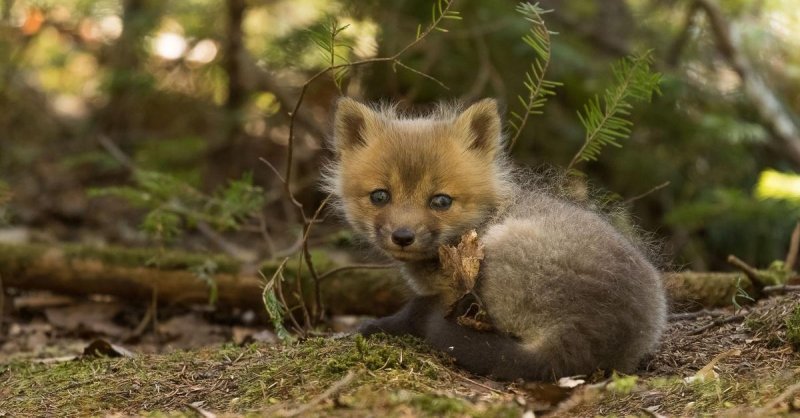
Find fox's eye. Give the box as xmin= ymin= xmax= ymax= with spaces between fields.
xmin=429 ymin=194 xmax=453 ymax=211
xmin=369 ymin=189 xmax=391 ymax=206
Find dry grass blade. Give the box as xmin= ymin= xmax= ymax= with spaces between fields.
xmin=278 ymin=371 xmax=357 ymax=417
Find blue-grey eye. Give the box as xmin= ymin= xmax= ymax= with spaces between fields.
xmin=429 ymin=194 xmax=453 ymax=210
xmin=370 ymin=189 xmax=390 ymax=206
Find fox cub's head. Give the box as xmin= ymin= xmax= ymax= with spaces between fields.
xmin=326 ymin=98 xmax=512 ymax=262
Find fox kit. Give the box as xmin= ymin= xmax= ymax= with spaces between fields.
xmin=324 ymin=98 xmax=667 ymax=381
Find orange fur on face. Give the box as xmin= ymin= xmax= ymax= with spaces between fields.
xmin=330 ymin=99 xmax=509 ymax=261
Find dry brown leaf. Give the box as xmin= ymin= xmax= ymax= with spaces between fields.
xmin=439 ymin=229 xmax=484 ymax=300
xmin=439 ymin=230 xmax=492 ymax=331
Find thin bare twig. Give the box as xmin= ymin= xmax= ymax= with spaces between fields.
xmin=318 ymin=264 xmax=395 ymax=282
xmin=124 ymin=287 xmax=157 ymax=342
xmin=687 ymin=313 xmax=745 ymax=335
xmin=762 ymin=284 xmax=800 ymax=294
xmin=258 ymin=157 xmax=286 ymax=184
xmin=393 ymin=59 xmax=449 ymax=90
xmin=279 ymin=371 xmax=357 ymax=417
xmin=785 ymin=221 xmax=800 ymax=272
xmin=727 ymin=254 xmax=767 ymax=293
xmin=299 ymin=194 xmax=332 ymax=322
xmin=98 ymin=134 xmax=136 ymax=171
xmin=197 ymin=221 xmax=258 ymax=263
xmin=669 ymin=309 xmax=724 ymax=321
xmin=262 ymin=257 xmax=304 ymax=336
xmin=622 ymin=181 xmax=671 ymax=205
xmin=257 ymin=212 xmax=277 ymax=258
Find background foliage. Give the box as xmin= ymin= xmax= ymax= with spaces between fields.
xmin=3 ymin=0 xmax=800 ymax=271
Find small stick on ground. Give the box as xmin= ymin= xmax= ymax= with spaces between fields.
xmin=727 ymin=254 xmax=767 ymax=293
xmin=669 ymin=309 xmax=724 ymax=321
xmin=453 ymin=373 xmax=504 ymax=395
xmin=762 ymin=284 xmax=800 ymax=294
xmin=279 ymin=371 xmax=357 ymax=417
xmin=687 ymin=313 xmax=746 ymax=336
xmin=125 ymin=301 xmax=154 ymax=342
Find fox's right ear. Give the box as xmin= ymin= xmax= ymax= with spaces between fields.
xmin=334 ymin=97 xmax=375 ymax=152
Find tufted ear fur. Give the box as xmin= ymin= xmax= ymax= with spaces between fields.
xmin=333 ymin=97 xmax=377 ymax=152
xmin=454 ymin=98 xmax=503 ymax=157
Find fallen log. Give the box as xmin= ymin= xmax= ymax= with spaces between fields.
xmin=0 ymin=242 xmax=406 ymax=316
xmin=0 ymin=242 xmax=754 ymax=316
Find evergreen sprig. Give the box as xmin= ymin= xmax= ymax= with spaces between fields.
xmin=417 ymin=0 xmax=461 ymax=38
xmin=508 ymin=2 xmax=561 ymax=149
xmin=568 ymin=51 xmax=662 ymax=171
xmin=307 ymin=17 xmax=354 ymax=91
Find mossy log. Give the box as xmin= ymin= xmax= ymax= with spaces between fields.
xmin=0 ymin=243 xmax=405 ymax=316
xmin=0 ymin=243 xmax=752 ymax=316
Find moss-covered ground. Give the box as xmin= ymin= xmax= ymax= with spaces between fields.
xmin=2 ymin=295 xmax=800 ymax=417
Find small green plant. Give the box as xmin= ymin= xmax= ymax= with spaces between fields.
xmin=91 ymin=170 xmax=265 ymax=241
xmin=785 ymin=303 xmax=800 ymax=349
xmin=731 ymin=275 xmax=754 ymax=314
xmin=261 ymin=258 xmax=292 ymax=343
xmin=607 ymin=371 xmax=639 ymax=395
xmin=568 ymin=51 xmax=662 ymax=171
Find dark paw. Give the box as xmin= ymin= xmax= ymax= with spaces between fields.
xmin=356 ymin=319 xmax=385 ymax=337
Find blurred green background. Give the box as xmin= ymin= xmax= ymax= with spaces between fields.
xmin=2 ymin=0 xmax=800 ymax=271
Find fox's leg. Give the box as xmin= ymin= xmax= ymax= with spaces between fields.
xmin=359 ymin=295 xmax=555 ymax=380
xmin=357 ymin=295 xmax=438 ymax=338
xmin=422 ymin=313 xmax=555 ymax=381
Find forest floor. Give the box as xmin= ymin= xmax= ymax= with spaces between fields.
xmin=1 ymin=290 xmax=799 ymax=417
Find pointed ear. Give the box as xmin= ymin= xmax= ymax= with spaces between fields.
xmin=334 ymin=97 xmax=376 ymax=152
xmin=455 ymin=99 xmax=503 ymax=156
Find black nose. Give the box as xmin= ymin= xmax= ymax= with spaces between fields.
xmin=391 ymin=227 xmax=415 ymax=247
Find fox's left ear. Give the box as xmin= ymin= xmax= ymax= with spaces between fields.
xmin=333 ymin=97 xmax=377 ymax=152
xmin=455 ymin=98 xmax=503 ymax=157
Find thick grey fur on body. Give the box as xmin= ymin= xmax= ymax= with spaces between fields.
xmin=359 ymin=188 xmax=667 ymax=381
xmin=328 ymin=98 xmax=668 ymax=381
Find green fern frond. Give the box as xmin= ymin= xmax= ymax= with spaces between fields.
xmin=567 ymin=51 xmax=662 ymax=171
xmin=508 ymin=2 xmax=561 ymax=150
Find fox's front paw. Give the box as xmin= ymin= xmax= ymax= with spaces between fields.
xmin=356 ymin=319 xmax=385 ymax=337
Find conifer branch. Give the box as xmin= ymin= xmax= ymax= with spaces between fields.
xmin=508 ymin=2 xmax=560 ymax=150
xmin=567 ymin=51 xmax=662 ymax=172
